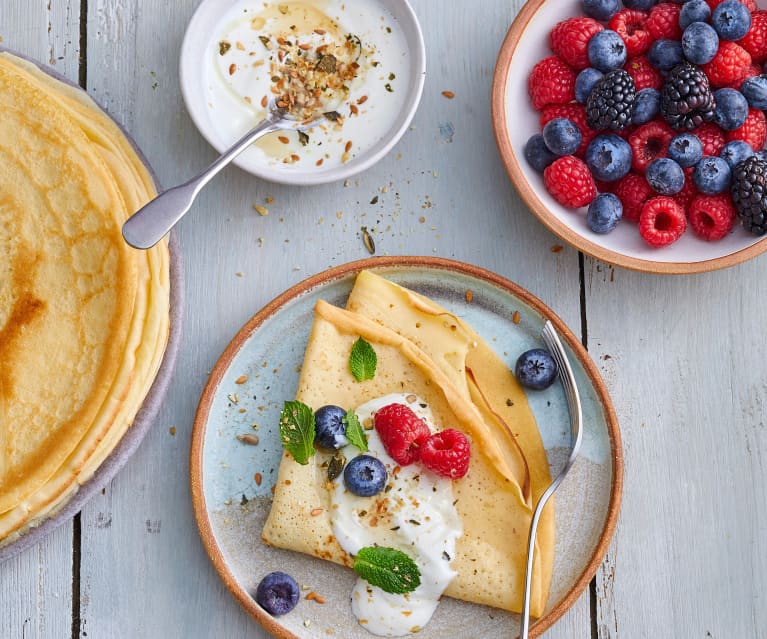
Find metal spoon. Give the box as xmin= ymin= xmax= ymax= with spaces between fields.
xmin=122 ymin=102 xmax=321 ymax=249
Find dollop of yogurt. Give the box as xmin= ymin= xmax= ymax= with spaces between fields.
xmin=207 ymin=0 xmax=412 ymax=171
xmin=330 ymin=394 xmax=463 ymax=637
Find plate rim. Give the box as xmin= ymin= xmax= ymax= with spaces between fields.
xmin=189 ymin=255 xmax=623 ymax=639
xmin=490 ymin=0 xmax=767 ymax=275
xmin=0 ymin=47 xmax=184 ymax=562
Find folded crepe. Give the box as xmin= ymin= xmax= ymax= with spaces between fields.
xmin=262 ymin=271 xmax=554 ymax=617
xmin=0 ymin=52 xmax=170 ymax=545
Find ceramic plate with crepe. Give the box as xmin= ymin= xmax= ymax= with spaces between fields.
xmin=0 ymin=50 xmax=182 ymax=560
xmin=190 ymin=257 xmax=622 ymax=639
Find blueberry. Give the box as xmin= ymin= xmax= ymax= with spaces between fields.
xmin=713 ymin=88 xmax=749 ymax=130
xmin=720 ymin=140 xmax=755 ymax=169
xmin=542 ymin=118 xmax=582 ymax=156
xmin=740 ymin=75 xmax=767 ymax=110
xmin=679 ymin=0 xmax=711 ymax=30
xmin=587 ymin=193 xmax=623 ymax=233
xmin=588 ymin=30 xmax=627 ymax=72
xmin=314 ymin=405 xmax=349 ymax=450
xmin=681 ymin=22 xmax=719 ymax=65
xmin=515 ymin=349 xmax=558 ymax=391
xmin=757 ymin=149 xmax=767 ymax=162
xmin=668 ymin=133 xmax=704 ymax=168
xmin=632 ymin=88 xmax=661 ymax=125
xmin=584 ymin=134 xmax=632 ymax=182
xmin=648 ymin=38 xmax=685 ymax=71
xmin=255 ymin=572 xmax=300 ymax=615
xmin=344 ymin=455 xmax=387 ymax=497
xmin=712 ymin=0 xmax=752 ymax=41
xmin=646 ymin=158 xmax=685 ymax=194
xmin=623 ymin=0 xmax=658 ymax=9
xmin=575 ymin=67 xmax=604 ymax=104
xmin=693 ymin=156 xmax=732 ymax=193
xmin=524 ymin=134 xmax=558 ymax=172
xmin=582 ymin=0 xmax=619 ymax=21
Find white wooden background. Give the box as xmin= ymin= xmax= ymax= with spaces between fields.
xmin=2 ymin=1 xmax=766 ymax=637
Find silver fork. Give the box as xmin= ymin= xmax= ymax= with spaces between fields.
xmin=519 ymin=320 xmax=583 ymax=639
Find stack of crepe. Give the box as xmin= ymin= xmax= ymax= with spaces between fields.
xmin=0 ymin=52 xmax=171 ymax=546
xmin=262 ymin=270 xmax=554 ymax=617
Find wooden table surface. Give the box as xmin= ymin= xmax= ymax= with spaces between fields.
xmin=3 ymin=1 xmax=766 ymax=637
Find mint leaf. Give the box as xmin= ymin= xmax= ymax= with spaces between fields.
xmin=279 ymin=400 xmax=315 ymax=464
xmin=349 ymin=337 xmax=377 ymax=381
xmin=353 ymin=546 xmax=421 ymax=595
xmin=343 ymin=409 xmax=368 ymax=452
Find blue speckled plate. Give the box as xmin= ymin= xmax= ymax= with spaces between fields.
xmin=190 ymin=257 xmax=622 ymax=639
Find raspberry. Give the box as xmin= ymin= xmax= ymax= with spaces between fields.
xmin=625 ymin=55 xmax=663 ymax=91
xmin=726 ymin=107 xmax=767 ymax=150
xmin=419 ymin=429 xmax=471 ymax=479
xmin=550 ymin=17 xmax=604 ymax=70
xmin=707 ymin=0 xmax=758 ymax=12
xmin=540 ymin=104 xmax=597 ymax=156
xmin=609 ymin=9 xmax=652 ymax=58
xmin=639 ymin=196 xmax=687 ymax=246
xmin=629 ymin=120 xmax=674 ymax=173
xmin=701 ymin=42 xmax=752 ymax=88
xmin=687 ymin=194 xmax=737 ymax=240
xmin=695 ymin=122 xmax=727 ymax=156
xmin=721 ymin=63 xmax=762 ymax=90
xmin=738 ymin=11 xmax=767 ymax=64
xmin=543 ymin=156 xmax=598 ymax=208
xmin=614 ymin=172 xmax=654 ymax=221
xmin=374 ymin=403 xmax=430 ymax=466
xmin=646 ymin=3 xmax=682 ymax=41
xmin=528 ymin=56 xmax=577 ymax=110
xmin=674 ymin=167 xmax=699 ymax=210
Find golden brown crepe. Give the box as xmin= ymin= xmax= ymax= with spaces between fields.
xmin=262 ymin=271 xmax=554 ymax=617
xmin=0 ymin=52 xmax=170 ymax=545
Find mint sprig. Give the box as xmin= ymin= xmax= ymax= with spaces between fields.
xmin=349 ymin=337 xmax=377 ymax=382
xmin=279 ymin=400 xmax=315 ymax=464
xmin=343 ymin=409 xmax=368 ymax=452
xmin=353 ymin=546 xmax=421 ymax=595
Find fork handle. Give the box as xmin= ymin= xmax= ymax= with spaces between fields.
xmin=519 ymin=479 xmax=559 ymax=639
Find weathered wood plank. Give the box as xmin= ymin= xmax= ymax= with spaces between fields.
xmin=0 ymin=2 xmax=81 ymax=638
xmin=587 ymin=259 xmax=767 ymax=638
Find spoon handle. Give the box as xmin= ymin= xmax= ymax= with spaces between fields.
xmin=122 ymin=113 xmax=284 ymax=249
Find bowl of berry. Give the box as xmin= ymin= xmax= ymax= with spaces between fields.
xmin=492 ymin=0 xmax=767 ymax=273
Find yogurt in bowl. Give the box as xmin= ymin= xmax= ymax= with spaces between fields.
xmin=180 ymin=0 xmax=425 ymax=184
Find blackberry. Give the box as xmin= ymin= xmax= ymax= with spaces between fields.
xmin=730 ymin=156 xmax=767 ymax=235
xmin=660 ymin=63 xmax=716 ymax=131
xmin=586 ymin=69 xmax=636 ymax=131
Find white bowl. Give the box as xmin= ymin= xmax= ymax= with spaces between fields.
xmin=180 ymin=0 xmax=425 ymax=185
xmin=491 ymin=0 xmax=767 ymax=274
